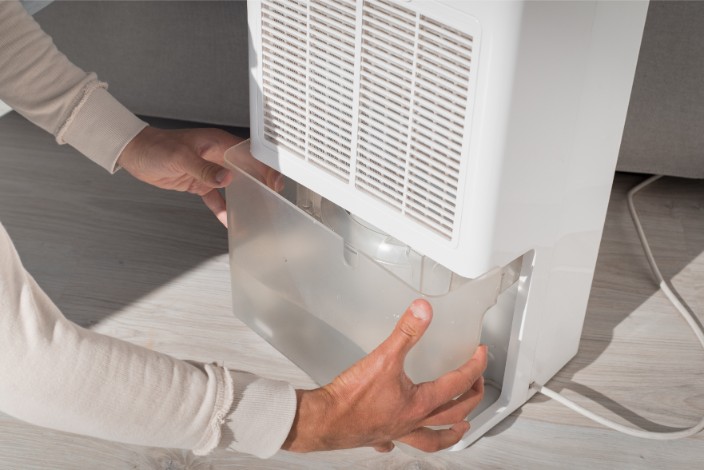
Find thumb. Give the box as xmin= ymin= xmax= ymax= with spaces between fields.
xmin=383 ymin=299 xmax=433 ymax=361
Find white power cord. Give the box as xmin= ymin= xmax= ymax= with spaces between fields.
xmin=531 ymin=175 xmax=704 ymax=440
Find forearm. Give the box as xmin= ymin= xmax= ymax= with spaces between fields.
xmin=0 ymin=221 xmax=296 ymax=457
xmin=0 ymin=0 xmax=146 ymax=171
xmin=0 ymin=222 xmax=229 ymax=453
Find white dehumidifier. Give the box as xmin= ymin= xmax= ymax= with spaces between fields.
xmin=225 ymin=0 xmax=648 ymax=449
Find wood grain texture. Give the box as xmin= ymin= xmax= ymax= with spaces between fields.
xmin=0 ymin=112 xmax=702 ymax=469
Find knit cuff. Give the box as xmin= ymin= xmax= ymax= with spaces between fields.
xmin=219 ymin=371 xmax=297 ymax=459
xmin=191 ymin=364 xmax=235 ymax=456
xmin=58 ymin=86 xmax=147 ymax=173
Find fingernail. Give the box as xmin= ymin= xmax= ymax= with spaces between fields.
xmin=216 ymin=169 xmax=230 ymax=184
xmin=410 ymin=301 xmax=429 ymax=321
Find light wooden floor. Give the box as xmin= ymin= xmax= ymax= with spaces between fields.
xmin=0 ymin=111 xmax=702 ymax=469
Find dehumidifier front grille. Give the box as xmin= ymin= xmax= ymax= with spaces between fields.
xmin=260 ymin=0 xmax=476 ymax=240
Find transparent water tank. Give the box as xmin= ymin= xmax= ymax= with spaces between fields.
xmin=225 ymin=142 xmax=518 ymax=385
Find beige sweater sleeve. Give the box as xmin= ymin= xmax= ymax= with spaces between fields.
xmin=0 ymin=0 xmax=297 ymax=458
xmin=0 ymin=0 xmax=145 ymax=172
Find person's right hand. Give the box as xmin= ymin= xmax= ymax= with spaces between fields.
xmin=282 ymin=299 xmax=487 ymax=453
xmin=117 ymin=127 xmax=282 ymax=227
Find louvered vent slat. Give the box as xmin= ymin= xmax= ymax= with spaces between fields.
xmin=359 ymin=112 xmax=407 ymax=143
xmin=363 ymin=21 xmax=414 ymax=54
xmin=411 ymin=123 xmax=463 ymax=158
xmin=260 ymin=20 xmax=306 ymax=41
xmin=407 ymin=172 xmax=457 ymax=207
xmin=358 ymin=143 xmax=407 ymax=176
xmin=260 ymin=0 xmax=476 ymax=241
xmin=309 ymin=14 xmax=355 ymax=44
xmin=363 ymin=20 xmax=413 ymax=57
xmin=355 ymin=171 xmax=404 ymax=207
xmin=360 ymin=51 xmax=412 ymax=78
xmin=403 ymin=14 xmax=472 ymax=238
xmin=416 ymin=68 xmax=468 ymax=101
xmin=409 ymin=157 xmax=460 ymax=192
xmin=309 ymin=34 xmax=355 ymax=67
xmin=355 ymin=0 xmax=415 ymax=212
xmin=310 ymin=73 xmax=354 ymax=103
xmin=416 ymin=54 xmax=469 ymax=84
xmin=420 ymin=21 xmax=472 ymax=58
xmin=413 ymin=95 xmax=465 ymax=131
xmin=413 ymin=105 xmax=464 ymax=138
xmin=411 ymin=150 xmax=460 ymax=184
xmin=317 ymin=0 xmax=357 ymax=17
xmin=407 ymin=187 xmax=455 ymax=215
xmin=406 ymin=196 xmax=454 ymax=226
xmin=261 ymin=1 xmax=308 ymax=155
xmin=418 ymin=34 xmax=470 ymax=65
xmin=357 ymin=146 xmax=405 ymax=179
xmin=360 ymin=62 xmax=412 ymax=89
xmin=308 ymin=119 xmax=350 ymax=152
xmin=360 ymin=125 xmax=406 ymax=154
xmin=305 ymin=0 xmax=357 ymax=180
xmin=366 ymin=0 xmax=415 ymax=28
xmin=413 ymin=123 xmax=464 ymax=156
xmin=310 ymin=105 xmax=350 ymax=133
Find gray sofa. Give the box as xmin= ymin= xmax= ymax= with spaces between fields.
xmin=35 ymin=1 xmax=704 ymax=178
xmin=36 ymin=1 xmax=251 ymax=127
xmin=618 ymin=1 xmax=704 ymax=179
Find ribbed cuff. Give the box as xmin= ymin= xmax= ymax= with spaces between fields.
xmin=59 ymin=87 xmax=147 ymax=173
xmin=219 ymin=372 xmax=297 ymax=459
xmin=191 ymin=365 xmax=235 ymax=456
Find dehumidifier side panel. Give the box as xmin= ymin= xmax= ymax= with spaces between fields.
xmin=529 ymin=0 xmax=649 ymax=384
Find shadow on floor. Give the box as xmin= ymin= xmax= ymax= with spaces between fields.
xmin=511 ymin=173 xmax=704 ymax=434
xmin=0 ymin=112 xmax=247 ymax=328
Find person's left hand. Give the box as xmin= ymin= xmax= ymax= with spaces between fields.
xmin=117 ymin=126 xmax=282 ymax=227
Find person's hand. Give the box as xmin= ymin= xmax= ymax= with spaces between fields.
xmin=117 ymin=126 xmax=282 ymax=227
xmin=282 ymin=299 xmax=487 ymax=453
